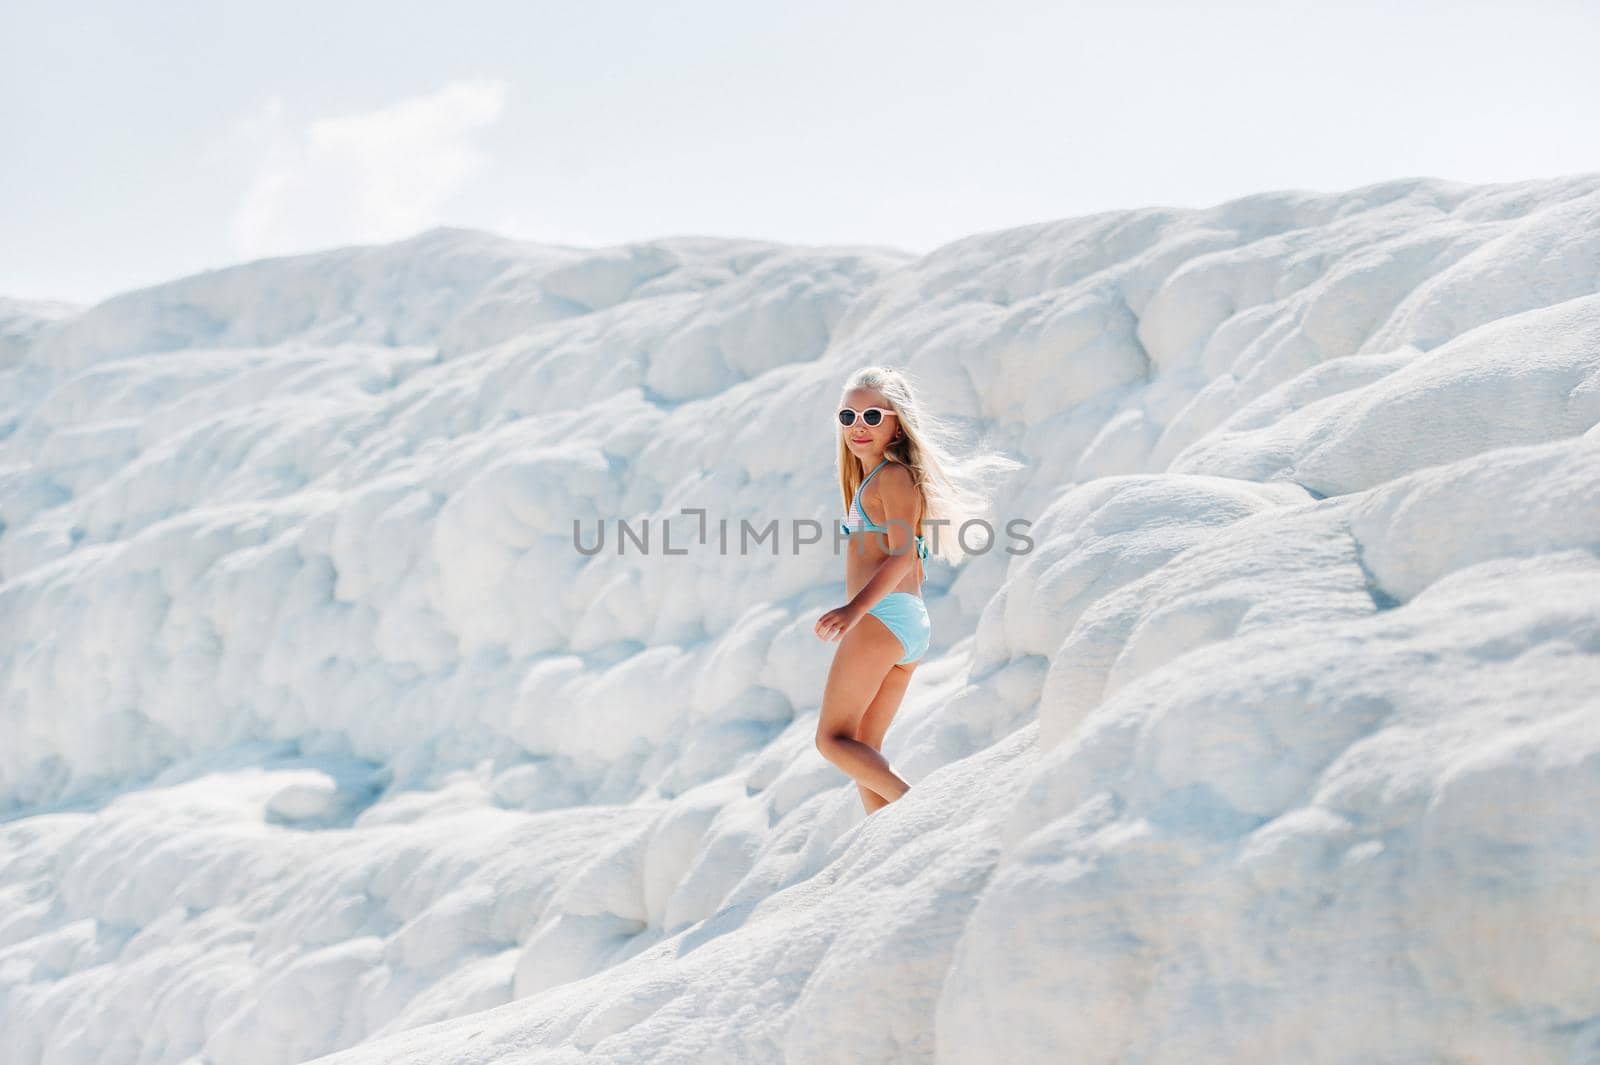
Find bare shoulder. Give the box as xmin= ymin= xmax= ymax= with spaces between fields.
xmin=868 ymin=461 xmax=916 ymax=498
xmin=866 ymin=462 xmax=922 ymax=519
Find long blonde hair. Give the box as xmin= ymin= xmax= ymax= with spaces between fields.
xmin=836 ymin=366 xmax=1024 ymax=565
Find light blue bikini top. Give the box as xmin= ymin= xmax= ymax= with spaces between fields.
xmin=841 ymin=458 xmax=929 ymax=560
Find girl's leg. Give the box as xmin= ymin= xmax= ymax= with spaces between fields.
xmin=858 ymin=784 xmax=890 ymax=813
xmin=855 ymin=662 xmax=917 ymax=813
xmin=815 ymin=616 xmax=912 ymax=803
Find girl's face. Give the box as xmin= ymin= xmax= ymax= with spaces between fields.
xmin=840 ymin=388 xmax=898 ymax=457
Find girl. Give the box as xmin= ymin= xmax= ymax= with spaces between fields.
xmin=813 ymin=366 xmax=1021 ymax=814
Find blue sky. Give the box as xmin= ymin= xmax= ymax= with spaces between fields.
xmin=3 ymin=0 xmax=1597 ymax=305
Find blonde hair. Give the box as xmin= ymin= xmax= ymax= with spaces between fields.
xmin=836 ymin=365 xmax=1024 ymax=565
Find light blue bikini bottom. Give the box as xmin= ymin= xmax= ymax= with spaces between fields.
xmin=865 ymin=592 xmax=931 ymax=665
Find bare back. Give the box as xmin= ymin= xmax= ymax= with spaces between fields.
xmin=843 ymin=478 xmax=924 ymax=600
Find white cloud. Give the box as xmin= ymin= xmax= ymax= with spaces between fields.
xmin=230 ymin=80 xmax=506 ymax=258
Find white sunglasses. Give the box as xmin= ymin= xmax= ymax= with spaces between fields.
xmin=837 ymin=406 xmax=898 ymax=428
